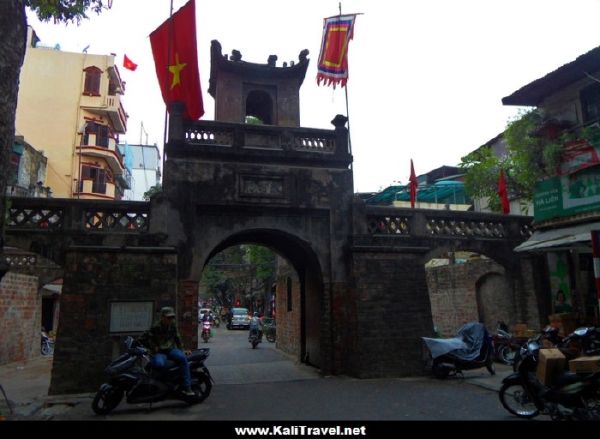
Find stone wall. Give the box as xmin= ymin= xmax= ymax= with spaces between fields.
xmin=49 ymin=247 xmax=178 ymax=395
xmin=0 ymin=272 xmax=41 ymax=365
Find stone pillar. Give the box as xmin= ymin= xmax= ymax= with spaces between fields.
xmin=178 ymin=280 xmax=199 ymax=349
xmin=49 ymin=247 xmax=178 ymax=395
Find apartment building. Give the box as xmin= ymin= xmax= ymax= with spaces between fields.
xmin=15 ymin=27 xmax=130 ymax=200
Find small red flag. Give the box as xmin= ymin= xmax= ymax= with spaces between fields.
xmin=409 ymin=159 xmax=418 ymax=208
xmin=123 ymin=54 xmax=138 ymax=71
xmin=498 ymin=169 xmax=510 ymax=214
xmin=150 ymin=0 xmax=204 ymax=120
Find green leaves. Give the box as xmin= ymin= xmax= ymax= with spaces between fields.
xmin=25 ymin=1 xmax=108 ymax=24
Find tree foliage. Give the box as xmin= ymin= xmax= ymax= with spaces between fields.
xmin=143 ymin=183 xmax=162 ymax=201
xmin=459 ymin=108 xmax=599 ymax=214
xmin=25 ymin=0 xmax=110 ymax=23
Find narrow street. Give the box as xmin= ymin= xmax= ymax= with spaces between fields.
xmin=0 ymin=325 xmax=526 ymax=421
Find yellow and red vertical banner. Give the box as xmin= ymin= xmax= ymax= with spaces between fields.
xmin=316 ymin=14 xmax=357 ymax=88
xmin=150 ymin=0 xmax=204 ymax=120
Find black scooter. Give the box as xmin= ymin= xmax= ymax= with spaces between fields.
xmin=422 ymin=322 xmax=496 ymax=379
xmin=92 ymin=336 xmax=213 ymax=415
xmin=499 ymin=336 xmax=600 ymax=420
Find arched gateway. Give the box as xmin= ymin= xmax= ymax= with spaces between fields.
xmin=4 ymin=41 xmax=538 ymax=395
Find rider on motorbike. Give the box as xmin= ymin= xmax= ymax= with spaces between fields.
xmin=248 ymin=312 xmax=263 ymax=341
xmin=140 ymin=307 xmax=195 ymax=396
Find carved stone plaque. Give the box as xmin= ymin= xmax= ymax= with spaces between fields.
xmin=240 ymin=175 xmax=285 ymax=198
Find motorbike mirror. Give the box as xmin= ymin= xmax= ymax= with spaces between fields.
xmin=124 ymin=336 xmax=134 ymax=349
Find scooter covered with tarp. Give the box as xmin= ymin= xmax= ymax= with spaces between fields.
xmin=422 ymin=322 xmax=496 ymax=379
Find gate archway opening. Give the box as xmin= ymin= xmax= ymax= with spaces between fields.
xmin=198 ymin=229 xmax=324 ymax=368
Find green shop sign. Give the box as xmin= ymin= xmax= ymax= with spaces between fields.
xmin=534 ymin=165 xmax=600 ymax=221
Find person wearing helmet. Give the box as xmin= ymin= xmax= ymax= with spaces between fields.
xmin=140 ymin=306 xmax=195 ymax=397
xmin=248 ymin=311 xmax=263 ymax=341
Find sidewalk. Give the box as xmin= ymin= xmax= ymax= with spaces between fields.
xmin=0 ymin=355 xmax=513 ymax=420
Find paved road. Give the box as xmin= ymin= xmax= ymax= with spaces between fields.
xmin=19 ymin=326 xmax=520 ymax=421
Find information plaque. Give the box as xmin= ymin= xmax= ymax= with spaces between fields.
xmin=109 ymin=301 xmax=154 ymax=334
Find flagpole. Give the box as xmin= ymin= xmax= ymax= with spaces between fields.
xmin=338 ymin=2 xmax=353 ymax=163
xmin=161 ymin=0 xmax=174 ymax=182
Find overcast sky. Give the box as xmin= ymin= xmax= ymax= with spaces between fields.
xmin=24 ymin=0 xmax=600 ymax=193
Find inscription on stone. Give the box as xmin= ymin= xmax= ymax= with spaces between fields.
xmin=240 ymin=175 xmax=285 ymax=198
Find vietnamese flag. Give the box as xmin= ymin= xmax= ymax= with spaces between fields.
xmin=498 ymin=169 xmax=510 ymax=214
xmin=150 ymin=0 xmax=204 ymax=120
xmin=123 ymin=54 xmax=138 ymax=71
xmin=409 ymin=159 xmax=418 ymax=208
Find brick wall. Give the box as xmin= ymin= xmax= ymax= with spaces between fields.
xmin=350 ymin=251 xmax=434 ymax=378
xmin=0 ymin=272 xmax=41 ymax=365
xmin=275 ymin=258 xmax=301 ymax=360
xmin=49 ymin=248 xmax=178 ymax=395
xmin=425 ymin=259 xmax=514 ymax=337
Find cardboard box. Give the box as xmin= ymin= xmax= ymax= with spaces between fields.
xmin=547 ymin=313 xmax=577 ymax=336
xmin=536 ymin=348 xmax=566 ymax=385
xmin=512 ymin=323 xmax=528 ymax=337
xmin=569 ymin=355 xmax=600 ymax=374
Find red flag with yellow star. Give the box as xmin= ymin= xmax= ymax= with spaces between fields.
xmin=150 ymin=0 xmax=204 ymax=120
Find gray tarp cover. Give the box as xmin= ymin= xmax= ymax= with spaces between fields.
xmin=422 ymin=322 xmax=487 ymax=360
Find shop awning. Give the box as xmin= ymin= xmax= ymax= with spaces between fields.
xmin=514 ymin=222 xmax=600 ymax=252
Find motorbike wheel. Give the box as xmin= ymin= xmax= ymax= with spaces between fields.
xmin=266 ymin=331 xmax=276 ymax=343
xmin=189 ymin=373 xmax=212 ymax=404
xmin=431 ymin=359 xmax=450 ymax=379
xmin=498 ymin=345 xmax=518 ymax=365
xmin=92 ymin=385 xmax=124 ymax=415
xmin=498 ymin=382 xmax=539 ymax=419
xmin=252 ymin=339 xmax=259 ymax=349
xmin=41 ymin=342 xmax=53 ymax=356
xmin=203 ymin=334 xmax=209 ymax=343
xmin=485 ymin=358 xmax=496 ymax=376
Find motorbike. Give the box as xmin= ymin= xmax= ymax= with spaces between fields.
xmin=265 ymin=320 xmax=276 ymax=343
xmin=201 ymin=320 xmax=212 ymax=343
xmin=41 ymin=330 xmax=54 ymax=356
xmin=213 ymin=315 xmax=220 ymax=328
xmin=492 ymin=321 xmax=524 ymax=366
xmin=499 ymin=335 xmax=600 ymax=420
xmin=422 ymin=322 xmax=496 ymax=379
xmin=249 ymin=328 xmax=262 ymax=349
xmin=92 ymin=336 xmax=213 ymax=415
xmin=512 ymin=325 xmax=600 ymax=372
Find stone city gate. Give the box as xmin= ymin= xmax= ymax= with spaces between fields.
xmin=3 ymin=41 xmax=538 ymax=392
xmin=4 ymin=112 xmax=537 ymax=392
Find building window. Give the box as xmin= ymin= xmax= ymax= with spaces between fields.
xmin=9 ymin=151 xmax=20 ymax=185
xmin=83 ymin=122 xmax=110 ymax=147
xmin=581 ymin=83 xmax=600 ymax=124
xmin=80 ymin=165 xmax=107 ymax=194
xmin=286 ymin=277 xmax=292 ymax=312
xmin=83 ymin=66 xmax=102 ymax=96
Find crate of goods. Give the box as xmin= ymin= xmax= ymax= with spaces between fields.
xmin=547 ymin=313 xmax=577 ymax=336
xmin=568 ymin=355 xmax=600 ymax=374
xmin=536 ymin=348 xmax=566 ymax=386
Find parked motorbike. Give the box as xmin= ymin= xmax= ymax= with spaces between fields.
xmin=512 ymin=325 xmax=600 ymax=372
xmin=265 ymin=320 xmax=276 ymax=343
xmin=422 ymin=322 xmax=495 ymax=379
xmin=249 ymin=328 xmax=262 ymax=349
xmin=492 ymin=321 xmax=524 ymax=366
xmin=499 ymin=336 xmax=600 ymax=420
xmin=41 ymin=330 xmax=54 ymax=356
xmin=92 ymin=336 xmax=213 ymax=415
xmin=201 ymin=320 xmax=212 ymax=343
